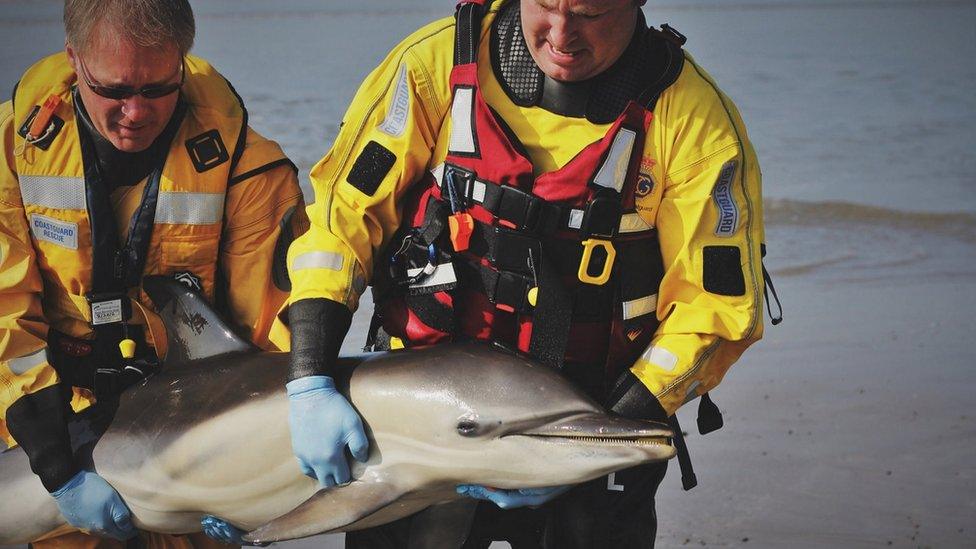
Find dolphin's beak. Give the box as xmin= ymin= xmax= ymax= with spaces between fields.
xmin=517 ymin=412 xmax=673 ymax=447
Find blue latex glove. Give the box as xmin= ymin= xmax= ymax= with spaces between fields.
xmin=456 ymin=484 xmax=571 ymax=509
xmin=201 ymin=515 xmax=245 ymax=545
xmin=287 ymin=375 xmax=369 ymax=488
xmin=51 ymin=470 xmax=136 ymax=540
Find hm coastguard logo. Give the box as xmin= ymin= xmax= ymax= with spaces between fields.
xmin=636 ymin=156 xmax=656 ymax=198
xmin=30 ymin=214 xmax=78 ymax=250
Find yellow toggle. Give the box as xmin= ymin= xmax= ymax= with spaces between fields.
xmin=119 ymin=338 xmax=137 ymax=359
xmin=527 ymin=287 xmax=538 ymax=307
xmin=390 ymin=337 xmax=405 ymax=350
xmin=577 ymin=238 xmax=616 ymax=286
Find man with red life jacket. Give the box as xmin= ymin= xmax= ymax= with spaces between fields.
xmin=285 ymin=0 xmax=771 ymax=546
xmin=0 ymin=0 xmax=304 ymax=547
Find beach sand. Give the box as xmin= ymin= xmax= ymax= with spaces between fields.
xmin=1 ymin=1 xmax=974 ymax=547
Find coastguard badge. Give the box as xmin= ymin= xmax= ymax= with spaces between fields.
xmin=378 ymin=64 xmax=410 ymax=137
xmin=712 ymin=161 xmax=739 ymax=237
xmin=635 ymin=156 xmax=656 ymax=198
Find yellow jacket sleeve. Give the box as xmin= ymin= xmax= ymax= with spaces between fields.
xmin=0 ymin=100 xmax=61 ymax=448
xmin=631 ymin=57 xmax=766 ymax=416
xmin=221 ymin=128 xmax=305 ymax=352
xmin=288 ymin=17 xmax=455 ymax=311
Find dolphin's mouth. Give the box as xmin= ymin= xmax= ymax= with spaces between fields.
xmin=512 ymin=412 xmax=674 ymax=448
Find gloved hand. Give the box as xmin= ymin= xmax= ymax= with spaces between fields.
xmin=51 ymin=470 xmax=136 ymax=540
xmin=287 ymin=375 xmax=369 ymax=488
xmin=201 ymin=515 xmax=245 ymax=545
xmin=456 ymin=484 xmax=570 ymax=509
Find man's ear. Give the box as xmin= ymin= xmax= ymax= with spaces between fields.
xmin=65 ymin=40 xmax=77 ymax=70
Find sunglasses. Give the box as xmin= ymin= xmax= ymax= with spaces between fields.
xmin=78 ymin=57 xmax=185 ymax=100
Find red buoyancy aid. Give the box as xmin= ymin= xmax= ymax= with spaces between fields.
xmin=374 ymin=0 xmax=681 ymax=398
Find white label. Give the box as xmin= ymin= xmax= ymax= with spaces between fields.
xmin=91 ymin=299 xmax=123 ymax=326
xmin=378 ymin=64 xmax=410 ymax=137
xmin=607 ymin=472 xmax=625 ymax=492
xmin=30 ymin=214 xmax=78 ymax=250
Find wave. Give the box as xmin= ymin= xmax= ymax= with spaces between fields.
xmin=765 ymin=198 xmax=976 ymax=244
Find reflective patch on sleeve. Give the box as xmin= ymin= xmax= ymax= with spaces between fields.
xmin=292 ymin=251 xmax=344 ymax=272
xmin=622 ymin=294 xmax=657 ymax=320
xmin=19 ymin=175 xmax=86 ymax=210
xmin=155 ymin=192 xmax=224 ymax=225
xmin=712 ymin=161 xmax=739 ymax=237
xmin=346 ymin=141 xmax=396 ymax=196
xmin=703 ymin=245 xmax=746 ymax=296
xmin=8 ymin=348 xmax=48 ymax=375
xmin=592 ymin=127 xmax=637 ymax=193
xmin=378 ymin=64 xmax=411 ymax=138
xmin=641 ymin=345 xmax=678 ymax=372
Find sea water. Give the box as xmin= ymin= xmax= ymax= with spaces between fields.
xmin=1 ymin=1 xmax=973 ymax=547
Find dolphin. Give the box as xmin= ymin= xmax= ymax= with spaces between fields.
xmin=0 ymin=277 xmax=674 ymax=544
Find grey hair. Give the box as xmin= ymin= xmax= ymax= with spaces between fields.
xmin=64 ymin=0 xmax=195 ymax=55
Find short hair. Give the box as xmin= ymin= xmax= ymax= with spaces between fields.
xmin=64 ymin=0 xmax=195 ymax=55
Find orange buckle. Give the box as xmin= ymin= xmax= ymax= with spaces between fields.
xmin=577 ymin=238 xmax=616 ymax=285
xmin=27 ymin=95 xmax=62 ymax=140
xmin=449 ymin=212 xmax=474 ymax=252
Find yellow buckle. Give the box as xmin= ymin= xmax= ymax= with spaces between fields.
xmin=577 ymin=238 xmax=616 ymax=286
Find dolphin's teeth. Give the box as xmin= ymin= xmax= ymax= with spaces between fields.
xmin=524 ymin=435 xmax=671 ymax=447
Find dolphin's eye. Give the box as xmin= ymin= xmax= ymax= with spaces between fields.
xmin=457 ymin=419 xmax=479 ymax=437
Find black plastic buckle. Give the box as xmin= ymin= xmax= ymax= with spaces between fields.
xmin=444 ymin=165 xmax=475 ymax=213
xmin=580 ymin=193 xmax=622 ymax=239
xmin=492 ymin=271 xmax=533 ymax=314
xmin=487 ymin=227 xmax=540 ymax=276
xmin=660 ymin=24 xmax=687 ymax=46
xmin=496 ymin=186 xmax=543 ymax=232
xmin=85 ymin=291 xmax=132 ymax=327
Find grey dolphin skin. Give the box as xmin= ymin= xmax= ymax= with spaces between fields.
xmin=0 ymin=278 xmax=674 ymax=544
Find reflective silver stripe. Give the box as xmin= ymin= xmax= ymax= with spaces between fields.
xmin=155 ymin=191 xmax=224 ymax=225
xmin=8 ymin=348 xmax=48 ymax=375
xmin=619 ymin=213 xmax=653 ymax=233
xmin=19 ymin=175 xmax=87 ymax=210
xmin=448 ymin=88 xmax=477 ymax=154
xmin=471 ymin=180 xmax=487 ymax=203
xmin=592 ymin=128 xmax=637 ymax=193
xmin=292 ymin=251 xmax=344 ymax=272
xmin=408 ymin=262 xmax=458 ymax=289
xmin=641 ymin=345 xmax=678 ymax=372
xmin=622 ymin=294 xmax=657 ymax=320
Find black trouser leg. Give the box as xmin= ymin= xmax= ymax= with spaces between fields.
xmin=542 ymin=461 xmax=669 ymax=549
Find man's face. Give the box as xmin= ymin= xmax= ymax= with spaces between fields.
xmin=66 ymin=24 xmax=182 ymax=153
xmin=521 ymin=0 xmax=641 ymax=82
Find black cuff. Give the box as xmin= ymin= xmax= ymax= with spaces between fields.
xmin=5 ymin=384 xmax=78 ymax=492
xmin=605 ymin=370 xmax=668 ymax=422
xmin=288 ymin=298 xmax=353 ymax=381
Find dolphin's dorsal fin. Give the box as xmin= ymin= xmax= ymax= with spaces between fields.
xmin=141 ymin=276 xmax=253 ymax=367
xmin=244 ymin=481 xmax=403 ymax=543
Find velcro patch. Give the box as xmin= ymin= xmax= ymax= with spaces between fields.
xmin=712 ymin=161 xmax=739 ymax=236
xmin=30 ymin=214 xmax=78 ymax=250
xmin=347 ymin=141 xmax=396 ymax=196
xmin=703 ymin=245 xmax=746 ymax=296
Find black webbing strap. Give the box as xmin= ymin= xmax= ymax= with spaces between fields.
xmin=760 ymin=244 xmax=784 ymax=325
xmin=527 ymin=250 xmax=573 ymax=369
xmin=454 ymin=2 xmax=485 ymax=66
xmin=668 ymin=414 xmax=698 ymax=491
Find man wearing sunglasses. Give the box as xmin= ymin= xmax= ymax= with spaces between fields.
xmin=0 ymin=0 xmax=304 ymax=547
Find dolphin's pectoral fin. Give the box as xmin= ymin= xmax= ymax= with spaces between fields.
xmin=243 ymin=481 xmax=403 ymax=543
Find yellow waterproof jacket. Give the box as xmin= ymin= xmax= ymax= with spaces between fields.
xmin=0 ymin=53 xmax=305 ymax=449
xmin=289 ymin=1 xmax=765 ymax=415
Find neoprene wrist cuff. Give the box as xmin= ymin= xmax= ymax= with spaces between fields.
xmin=5 ymin=385 xmax=80 ymax=492
xmin=50 ymin=469 xmax=87 ymax=498
xmin=288 ymin=298 xmax=353 ymax=382
xmin=606 ymin=370 xmax=668 ymax=421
